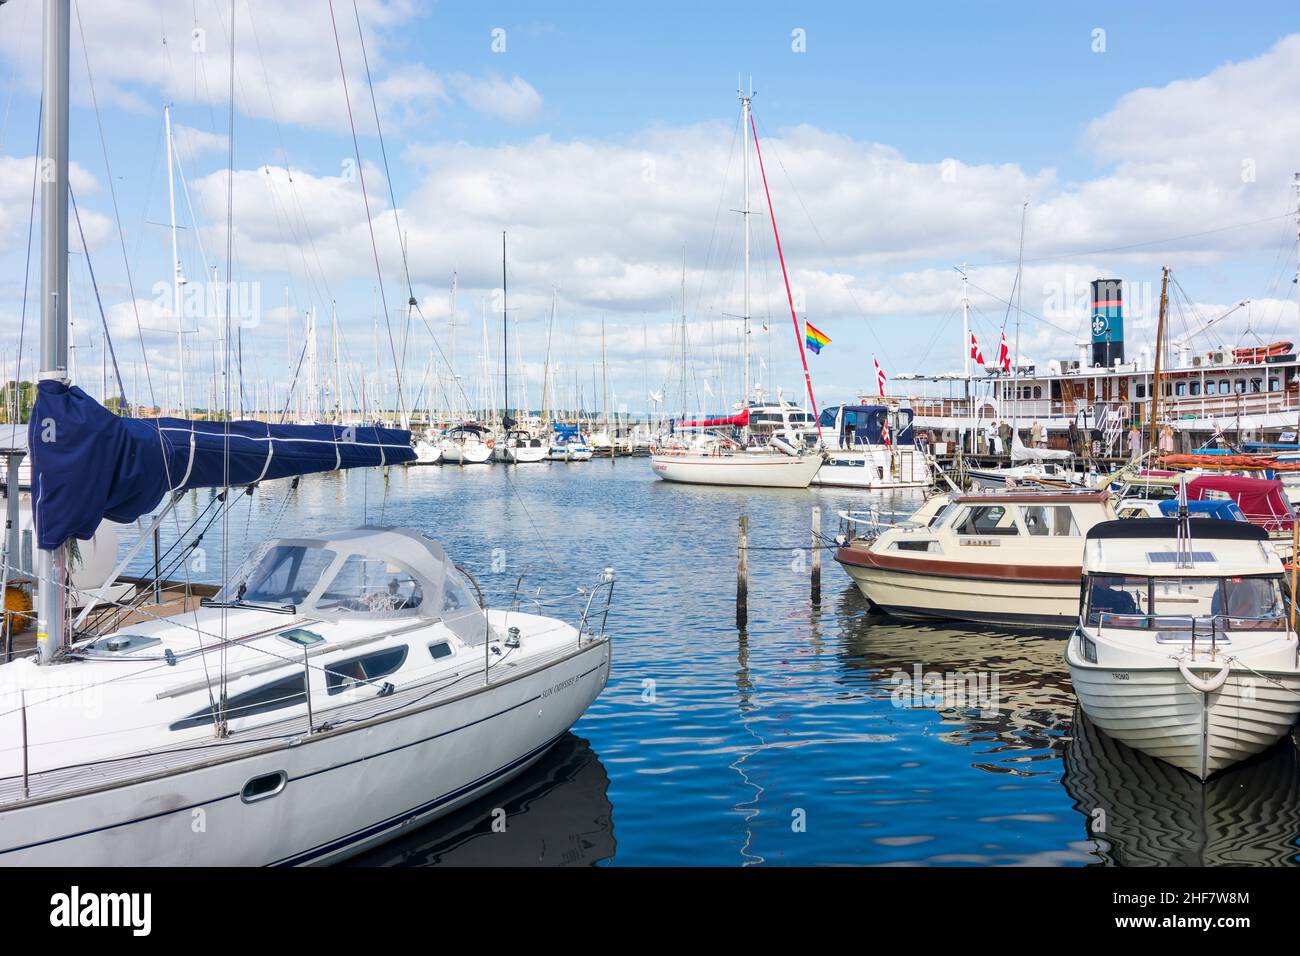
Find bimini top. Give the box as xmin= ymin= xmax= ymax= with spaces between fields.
xmin=29 ymin=381 xmax=416 ymax=550
xmin=1087 ymin=518 xmax=1268 ymax=542
xmin=222 ymin=526 xmax=492 ymax=644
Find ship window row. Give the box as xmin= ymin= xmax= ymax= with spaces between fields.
xmin=1084 ymin=574 xmax=1286 ymax=630
xmin=1133 ymin=378 xmax=1282 ymax=399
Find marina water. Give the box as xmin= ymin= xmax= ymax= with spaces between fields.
xmin=138 ymin=461 xmax=1300 ymax=866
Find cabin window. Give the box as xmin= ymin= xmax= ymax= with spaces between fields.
xmin=1270 ymin=378 xmax=1280 ymax=391
xmin=1135 ymin=383 xmax=1146 ymax=398
xmin=894 ymin=540 xmax=938 ymax=553
xmin=1189 ymin=382 xmax=1201 ymax=396
xmin=1033 ymin=386 xmax=1042 ymax=399
xmin=1019 ymin=505 xmax=1080 ymax=537
xmin=951 ymin=505 xmax=1020 ymax=536
xmin=325 ymin=646 xmax=410 ymax=695
xmin=1174 ymin=383 xmax=1186 ymax=397
xmin=818 ymin=407 xmax=838 ymax=428
xmin=171 ymin=674 xmax=307 ymax=731
xmin=1220 ymin=577 xmax=1286 ymax=628
xmin=1085 ymin=575 xmax=1149 ymax=626
xmin=1234 ymin=380 xmax=1246 ymax=394
xmin=317 ymin=556 xmax=423 ymax=613
xmin=1251 ymin=378 xmax=1263 ymax=393
xmin=429 ymin=641 xmax=454 ymax=660
xmin=226 ymin=545 xmax=337 ymax=606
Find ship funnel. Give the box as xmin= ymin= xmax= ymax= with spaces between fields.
xmin=1090 ymin=278 xmax=1124 ymax=367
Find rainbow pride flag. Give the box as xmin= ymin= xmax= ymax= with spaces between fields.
xmin=805 ymin=321 xmax=830 ymax=354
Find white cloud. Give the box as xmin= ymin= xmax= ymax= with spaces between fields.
xmin=448 ymin=73 xmax=543 ymax=124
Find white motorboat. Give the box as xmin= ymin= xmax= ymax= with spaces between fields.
xmin=650 ymin=435 xmax=823 ymax=488
xmin=835 ymin=488 xmax=1116 ymax=628
xmin=497 ymin=429 xmax=549 ymax=463
xmin=0 ymin=525 xmax=613 ymax=864
xmin=548 ymin=423 xmax=593 ymax=461
xmin=438 ymin=423 xmax=495 ymax=464
xmin=812 ymin=403 xmax=933 ymax=489
xmin=967 ymin=434 xmax=1088 ymax=490
xmin=1066 ymin=515 xmax=1300 ymax=780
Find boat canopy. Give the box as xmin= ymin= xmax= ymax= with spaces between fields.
xmin=1086 ymin=517 xmax=1268 ymax=542
xmin=1186 ymin=475 xmax=1294 ymax=532
xmin=221 ymin=526 xmax=492 ymax=645
xmin=1010 ymin=433 xmax=1072 ymax=462
xmin=819 ymin=405 xmax=915 ymax=446
xmin=29 ymin=381 xmax=416 ymax=550
xmin=1156 ymin=499 xmax=1247 ymax=522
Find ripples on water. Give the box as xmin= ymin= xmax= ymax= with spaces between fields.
xmin=139 ymin=459 xmax=1300 ymax=866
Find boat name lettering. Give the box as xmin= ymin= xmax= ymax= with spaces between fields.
xmin=960 ymin=538 xmax=1000 ymax=547
xmin=1111 ymin=672 xmax=1130 ymax=681
xmin=542 ymin=675 xmax=579 ymax=698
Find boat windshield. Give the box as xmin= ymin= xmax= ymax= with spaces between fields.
xmin=223 ymin=545 xmax=337 ymax=606
xmin=1085 ymin=573 xmax=1288 ymax=630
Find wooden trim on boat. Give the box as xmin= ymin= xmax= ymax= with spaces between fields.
xmin=834 ymin=545 xmax=1082 ymax=584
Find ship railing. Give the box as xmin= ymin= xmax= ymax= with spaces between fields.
xmin=576 ymin=569 xmax=616 ymax=647
xmin=834 ymin=507 xmax=919 ymax=544
xmin=1094 ymin=611 xmax=1286 ymax=652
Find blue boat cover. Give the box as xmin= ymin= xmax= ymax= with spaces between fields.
xmin=1156 ymin=499 xmax=1248 ymax=522
xmin=28 ymin=381 xmax=415 ymax=550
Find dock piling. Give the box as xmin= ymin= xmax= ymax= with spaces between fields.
xmin=811 ymin=506 xmax=822 ymax=604
xmin=737 ymin=514 xmax=749 ymax=627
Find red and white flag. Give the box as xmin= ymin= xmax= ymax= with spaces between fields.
xmin=997 ymin=331 xmax=1011 ymax=372
xmin=969 ymin=331 xmax=985 ymax=366
xmin=873 ymin=355 xmax=887 ymax=396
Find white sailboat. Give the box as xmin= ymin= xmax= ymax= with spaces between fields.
xmin=649 ymin=85 xmax=823 ymax=489
xmin=0 ymin=2 xmax=612 ymax=865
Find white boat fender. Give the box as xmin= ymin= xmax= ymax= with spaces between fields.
xmin=770 ymin=435 xmax=800 ymax=458
xmin=1178 ymin=659 xmax=1232 ymax=695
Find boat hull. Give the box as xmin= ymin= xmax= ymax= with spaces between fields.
xmin=440 ymin=441 xmax=494 ymax=464
xmin=497 ymin=444 xmax=548 ymax=463
xmin=812 ymin=449 xmax=931 ymax=488
xmin=835 ymin=546 xmax=1080 ymax=628
xmin=547 ymin=447 xmax=593 ymax=461
xmin=649 ymin=451 xmax=823 ymax=488
xmin=0 ymin=640 xmax=610 ymax=865
xmin=1067 ymin=635 xmax=1300 ymax=779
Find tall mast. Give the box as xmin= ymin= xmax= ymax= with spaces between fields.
xmin=502 ymin=231 xmax=509 ymax=428
xmin=37 ymin=0 xmax=71 ymax=663
xmin=541 ymin=286 xmax=555 ymax=422
xmin=1149 ymin=266 xmax=1170 ymax=454
xmin=165 ymin=104 xmax=186 ymax=414
xmin=740 ymin=80 xmax=752 ymax=407
xmin=1011 ymin=200 xmax=1027 ymax=436
xmin=331 ymin=300 xmax=341 ymax=423
xmin=960 ymin=265 xmax=970 ymax=379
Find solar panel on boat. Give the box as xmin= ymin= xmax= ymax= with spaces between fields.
xmin=1145 ymin=551 xmax=1217 ymax=563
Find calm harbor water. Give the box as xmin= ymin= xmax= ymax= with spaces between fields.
xmin=139 ymin=459 xmax=1300 ymax=866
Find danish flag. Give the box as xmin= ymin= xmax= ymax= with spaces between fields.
xmin=997 ymin=331 xmax=1011 ymax=372
xmin=873 ymin=355 xmax=887 ymax=396
xmin=969 ymin=331 xmax=985 ymax=365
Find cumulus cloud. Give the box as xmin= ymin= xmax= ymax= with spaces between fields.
xmin=448 ymin=73 xmax=543 ymax=123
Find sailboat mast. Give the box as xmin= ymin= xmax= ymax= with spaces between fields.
xmin=165 ymin=104 xmax=186 ymax=414
xmin=502 ymin=231 xmax=509 ymax=427
xmin=1149 ymin=266 xmax=1170 ymax=454
xmin=740 ymin=82 xmax=751 ymax=407
xmin=36 ymin=0 xmax=71 ymax=663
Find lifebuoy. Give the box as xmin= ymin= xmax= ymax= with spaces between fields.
xmin=485 ymin=438 xmax=496 ymax=449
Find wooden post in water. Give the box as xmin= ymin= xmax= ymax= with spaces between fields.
xmin=736 ymin=515 xmax=749 ymax=627
xmin=811 ymin=506 xmax=821 ymax=604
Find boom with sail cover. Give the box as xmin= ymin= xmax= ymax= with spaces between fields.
xmin=29 ymin=381 xmax=415 ymax=549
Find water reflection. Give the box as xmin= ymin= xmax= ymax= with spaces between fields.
xmin=348 ymin=734 xmax=616 ymax=866
xmin=1063 ymin=710 xmax=1300 ymax=866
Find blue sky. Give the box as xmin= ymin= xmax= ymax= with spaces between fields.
xmin=1 ymin=0 xmax=1298 ymax=416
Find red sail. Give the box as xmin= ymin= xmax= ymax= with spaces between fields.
xmin=679 ymin=409 xmax=751 ymax=429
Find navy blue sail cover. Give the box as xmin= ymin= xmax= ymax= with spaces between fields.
xmin=29 ymin=381 xmax=415 ymax=550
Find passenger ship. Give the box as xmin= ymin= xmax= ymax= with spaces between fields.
xmin=886 ymin=278 xmax=1300 ymax=455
